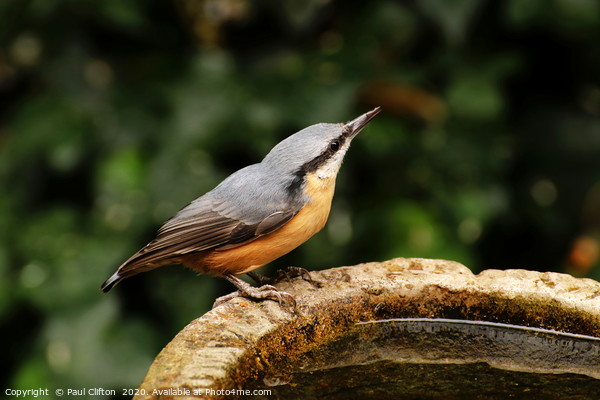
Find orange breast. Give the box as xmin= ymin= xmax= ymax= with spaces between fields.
xmin=185 ymin=173 xmax=336 ymax=276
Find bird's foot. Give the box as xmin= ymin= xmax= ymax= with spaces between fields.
xmin=213 ymin=274 xmax=296 ymax=309
xmin=248 ymin=267 xmax=322 ymax=288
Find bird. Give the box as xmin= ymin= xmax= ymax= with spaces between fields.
xmin=101 ymin=107 xmax=381 ymax=305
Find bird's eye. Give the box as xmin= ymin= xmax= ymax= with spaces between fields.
xmin=330 ymin=140 xmax=340 ymax=151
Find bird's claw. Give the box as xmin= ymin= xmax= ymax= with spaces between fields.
xmin=216 ymin=274 xmax=298 ymax=309
xmin=248 ymin=267 xmax=322 ymax=288
xmin=212 ymin=285 xmax=296 ymax=309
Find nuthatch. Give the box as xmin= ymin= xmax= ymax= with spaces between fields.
xmin=102 ymin=107 xmax=381 ymax=305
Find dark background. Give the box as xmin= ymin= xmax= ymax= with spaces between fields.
xmin=1 ymin=0 xmax=599 ymax=394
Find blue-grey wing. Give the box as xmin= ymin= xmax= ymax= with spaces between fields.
xmin=117 ymin=164 xmax=304 ymax=269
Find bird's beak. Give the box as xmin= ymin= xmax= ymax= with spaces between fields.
xmin=344 ymin=106 xmax=382 ymax=138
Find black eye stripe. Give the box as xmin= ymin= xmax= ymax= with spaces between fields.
xmin=289 ymin=134 xmax=348 ymax=194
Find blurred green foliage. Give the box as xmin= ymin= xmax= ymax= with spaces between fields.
xmin=1 ymin=0 xmax=600 ymax=394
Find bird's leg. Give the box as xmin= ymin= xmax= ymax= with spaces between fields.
xmin=282 ymin=266 xmax=322 ymax=287
xmin=213 ymin=273 xmax=296 ymax=308
xmin=249 ymin=267 xmax=321 ymax=287
xmin=247 ymin=271 xmax=270 ymax=286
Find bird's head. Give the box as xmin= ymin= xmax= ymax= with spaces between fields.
xmin=262 ymin=107 xmax=381 ymax=192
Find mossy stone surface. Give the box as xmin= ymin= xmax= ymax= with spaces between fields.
xmin=136 ymin=258 xmax=600 ymax=399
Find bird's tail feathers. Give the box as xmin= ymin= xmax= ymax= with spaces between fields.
xmin=101 ymin=250 xmax=173 ymax=292
xmin=101 ymin=272 xmax=122 ymax=292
